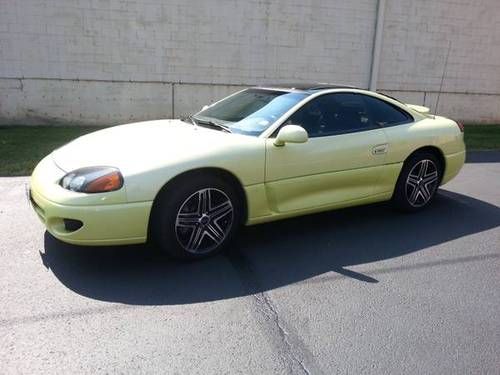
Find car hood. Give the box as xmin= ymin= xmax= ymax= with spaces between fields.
xmin=52 ymin=119 xmax=253 ymax=175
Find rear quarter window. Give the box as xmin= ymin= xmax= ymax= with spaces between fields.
xmin=361 ymin=95 xmax=413 ymax=127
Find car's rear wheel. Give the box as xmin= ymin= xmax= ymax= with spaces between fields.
xmin=151 ymin=174 xmax=242 ymax=259
xmin=392 ymin=151 xmax=442 ymax=212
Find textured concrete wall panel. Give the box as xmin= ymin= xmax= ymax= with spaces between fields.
xmin=0 ymin=0 xmax=499 ymax=124
xmin=0 ymin=79 xmax=172 ymax=125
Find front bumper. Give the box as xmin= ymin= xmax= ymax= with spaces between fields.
xmin=30 ymin=155 xmax=152 ymax=246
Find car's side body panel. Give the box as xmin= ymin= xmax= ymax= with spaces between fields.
xmin=124 ymin=135 xmax=266 ymax=204
xmin=264 ymin=128 xmax=388 ymax=212
xmin=382 ymin=116 xmax=465 ymax=164
xmin=245 ymin=187 xmax=392 ymax=225
xmin=264 ymin=165 xmax=388 ymax=213
xmin=380 ymin=115 xmax=466 ymax=187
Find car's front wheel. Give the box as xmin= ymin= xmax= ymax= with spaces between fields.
xmin=392 ymin=151 xmax=442 ymax=212
xmin=151 ymin=174 xmax=242 ymax=259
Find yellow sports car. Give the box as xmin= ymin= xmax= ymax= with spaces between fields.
xmin=30 ymin=84 xmax=466 ymax=259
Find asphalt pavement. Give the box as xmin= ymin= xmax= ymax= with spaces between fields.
xmin=1 ymin=152 xmax=499 ymax=374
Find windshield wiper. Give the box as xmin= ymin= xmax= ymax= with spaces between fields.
xmin=192 ymin=117 xmax=232 ymax=133
xmin=181 ymin=115 xmax=232 ymax=133
xmin=181 ymin=114 xmax=197 ymax=125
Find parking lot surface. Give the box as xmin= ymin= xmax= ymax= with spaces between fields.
xmin=1 ymin=152 xmax=499 ymax=374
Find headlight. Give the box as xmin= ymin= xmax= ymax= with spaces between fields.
xmin=60 ymin=167 xmax=124 ymax=193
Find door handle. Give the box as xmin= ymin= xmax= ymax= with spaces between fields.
xmin=372 ymin=143 xmax=388 ymax=155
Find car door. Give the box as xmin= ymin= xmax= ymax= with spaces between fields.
xmin=265 ymin=93 xmax=389 ymax=213
xmin=360 ymin=93 xmax=417 ymax=192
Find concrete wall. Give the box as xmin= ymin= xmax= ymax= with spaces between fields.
xmin=0 ymin=0 xmax=499 ymax=125
xmin=378 ymin=0 xmax=500 ymax=123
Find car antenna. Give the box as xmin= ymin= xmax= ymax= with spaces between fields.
xmin=435 ymin=40 xmax=452 ymax=114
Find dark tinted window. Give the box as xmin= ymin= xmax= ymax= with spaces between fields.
xmin=361 ymin=95 xmax=412 ymax=126
xmin=285 ymin=93 xmax=374 ymax=137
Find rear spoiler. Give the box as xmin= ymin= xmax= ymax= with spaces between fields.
xmin=405 ymin=104 xmax=431 ymax=114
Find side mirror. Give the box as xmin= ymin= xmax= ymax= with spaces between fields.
xmin=274 ymin=125 xmax=308 ymax=147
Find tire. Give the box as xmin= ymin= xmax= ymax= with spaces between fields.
xmin=392 ymin=151 xmax=442 ymax=212
xmin=151 ymin=174 xmax=243 ymax=260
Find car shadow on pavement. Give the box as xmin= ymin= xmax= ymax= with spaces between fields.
xmin=41 ymin=190 xmax=500 ymax=305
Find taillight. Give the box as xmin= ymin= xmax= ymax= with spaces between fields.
xmin=455 ymin=121 xmax=464 ymax=132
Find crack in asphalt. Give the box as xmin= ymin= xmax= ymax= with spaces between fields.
xmin=226 ymin=250 xmax=321 ymax=375
xmin=253 ymin=291 xmax=312 ymax=375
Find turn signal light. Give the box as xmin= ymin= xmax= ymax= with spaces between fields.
xmin=85 ymin=171 xmax=123 ymax=193
xmin=60 ymin=167 xmax=124 ymax=193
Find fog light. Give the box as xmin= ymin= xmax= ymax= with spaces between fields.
xmin=63 ymin=219 xmax=83 ymax=232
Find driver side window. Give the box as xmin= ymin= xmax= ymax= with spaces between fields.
xmin=285 ymin=93 xmax=375 ymax=137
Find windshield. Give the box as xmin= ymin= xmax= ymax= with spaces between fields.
xmin=193 ymin=89 xmax=309 ymax=136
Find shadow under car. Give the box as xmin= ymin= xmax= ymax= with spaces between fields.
xmin=41 ymin=189 xmax=500 ymax=305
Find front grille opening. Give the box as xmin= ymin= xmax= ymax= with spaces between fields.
xmin=63 ymin=219 xmax=83 ymax=232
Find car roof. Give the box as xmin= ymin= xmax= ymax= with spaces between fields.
xmin=255 ymin=82 xmax=360 ymax=92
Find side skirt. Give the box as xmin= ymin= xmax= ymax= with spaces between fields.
xmin=245 ymin=191 xmax=393 ymax=226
